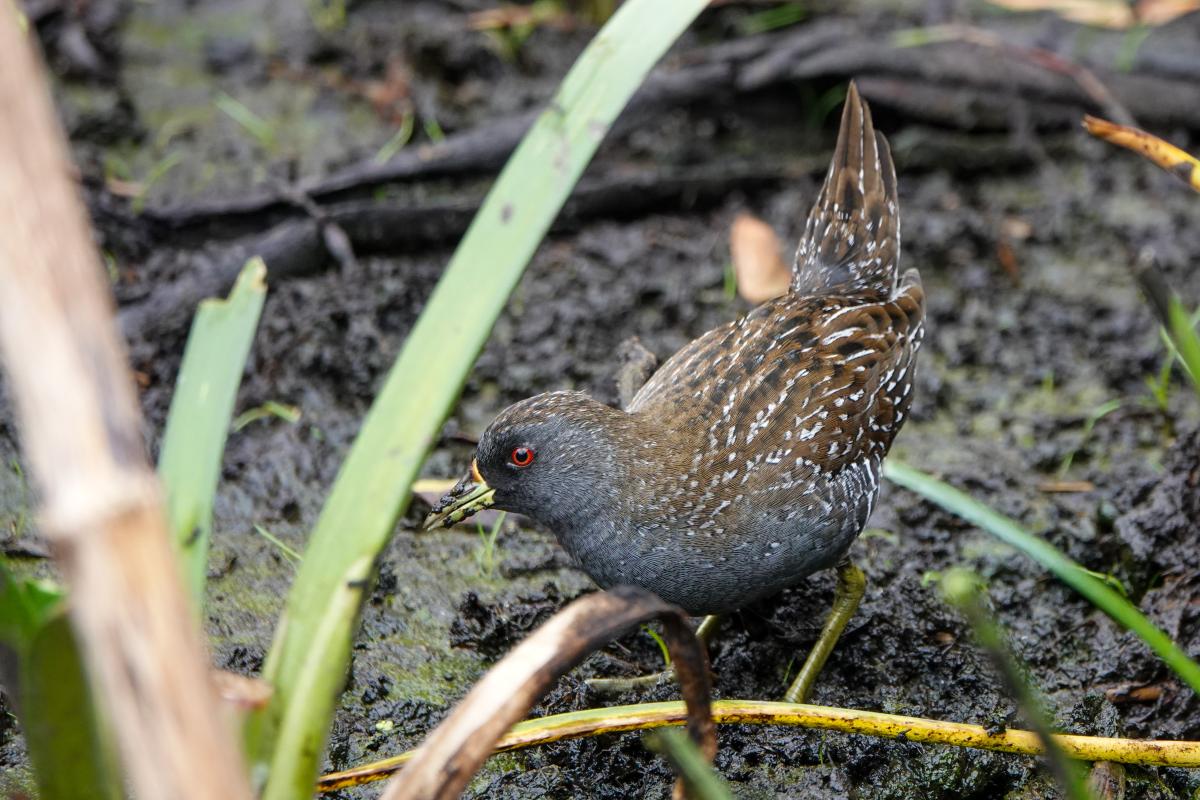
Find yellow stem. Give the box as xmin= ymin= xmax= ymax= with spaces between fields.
xmin=317 ymin=699 xmax=1200 ymax=792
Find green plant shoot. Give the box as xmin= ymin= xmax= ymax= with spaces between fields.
xmin=159 ymin=258 xmax=267 ymax=607
xmin=246 ymin=3 xmax=712 ymax=797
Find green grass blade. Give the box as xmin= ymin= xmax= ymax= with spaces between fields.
xmin=0 ymin=560 xmax=59 ymax=645
xmin=0 ymin=562 xmax=122 ymax=800
xmin=263 ymin=556 xmax=373 ymax=797
xmin=158 ymin=258 xmax=267 ymax=606
xmin=216 ymin=92 xmax=277 ymax=152
xmin=941 ymin=570 xmax=1090 ymax=800
xmin=248 ymin=1 xmax=710 ymax=795
xmin=642 ymin=728 xmax=733 ymax=800
xmin=1167 ymin=295 xmax=1200 ymax=396
xmin=884 ymin=459 xmax=1200 ymax=695
xmin=20 ymin=612 xmax=124 ymax=800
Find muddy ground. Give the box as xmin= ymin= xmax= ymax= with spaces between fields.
xmin=3 ymin=1 xmax=1200 ymax=798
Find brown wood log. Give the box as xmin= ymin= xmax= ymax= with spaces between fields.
xmin=0 ymin=11 xmax=252 ymax=800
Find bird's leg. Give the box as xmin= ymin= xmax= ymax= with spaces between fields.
xmin=586 ymin=614 xmax=721 ymax=694
xmin=783 ymin=559 xmax=865 ymax=704
xmin=694 ymin=613 xmax=721 ymax=644
xmin=614 ymin=336 xmax=658 ymax=410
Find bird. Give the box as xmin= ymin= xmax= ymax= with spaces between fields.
xmin=425 ymin=83 xmax=925 ymax=702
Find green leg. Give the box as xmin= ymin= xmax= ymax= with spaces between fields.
xmin=694 ymin=613 xmax=721 ymax=645
xmin=783 ymin=560 xmax=866 ymax=704
xmin=587 ymin=614 xmax=722 ymax=694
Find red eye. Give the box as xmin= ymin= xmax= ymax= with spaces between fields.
xmin=510 ymin=447 xmax=535 ymax=467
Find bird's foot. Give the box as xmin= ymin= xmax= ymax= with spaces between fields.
xmin=585 ymin=614 xmax=721 ymax=696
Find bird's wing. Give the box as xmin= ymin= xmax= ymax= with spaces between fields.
xmin=630 ymin=273 xmax=924 ymax=502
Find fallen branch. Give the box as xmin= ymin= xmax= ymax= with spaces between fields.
xmin=889 ymin=23 xmax=1135 ymax=126
xmin=143 ymin=14 xmax=1200 ymax=231
xmin=118 ymin=120 xmax=1092 ymax=342
xmin=118 ymin=159 xmax=800 ymax=341
xmin=739 ymin=13 xmax=1200 ymax=130
xmin=145 ymin=48 xmax=741 ymax=228
xmin=320 ymin=699 xmax=1200 ymax=792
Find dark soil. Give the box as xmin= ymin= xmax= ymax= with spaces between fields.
xmin=4 ymin=1 xmax=1200 ymax=798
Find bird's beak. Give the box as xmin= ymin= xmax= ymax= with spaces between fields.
xmin=422 ymin=459 xmax=496 ymax=531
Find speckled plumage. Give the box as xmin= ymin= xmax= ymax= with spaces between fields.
xmin=439 ymin=84 xmax=925 ymax=615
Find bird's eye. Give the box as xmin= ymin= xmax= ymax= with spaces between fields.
xmin=509 ymin=446 xmax=535 ymax=468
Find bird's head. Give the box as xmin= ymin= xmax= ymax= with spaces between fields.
xmin=423 ymin=391 xmax=630 ymax=531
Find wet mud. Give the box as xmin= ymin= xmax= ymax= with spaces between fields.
xmin=2 ymin=1 xmax=1200 ymax=798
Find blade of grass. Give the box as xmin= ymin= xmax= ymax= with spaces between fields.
xmin=373 ymin=112 xmax=415 ymax=164
xmin=642 ymin=728 xmax=733 ymax=800
xmin=737 ymin=2 xmax=806 ymax=35
xmin=131 ymin=151 xmax=183 ymax=215
xmin=216 ymin=92 xmax=276 ymax=152
xmin=884 ymin=459 xmax=1200 ymax=695
xmin=158 ymin=258 xmax=267 ymax=607
xmin=1156 ymin=305 xmax=1200 ymax=397
xmin=0 ymin=561 xmax=122 ymax=800
xmin=253 ymin=524 xmax=303 ymax=566
xmin=316 ymin=698 xmax=1200 ymax=792
xmin=20 ymin=611 xmax=124 ymax=800
xmin=1057 ymin=398 xmax=1120 ymax=476
xmin=246 ymin=2 xmax=710 ymax=795
xmin=942 ymin=569 xmax=1089 ymax=800
xmin=642 ymin=624 xmax=672 ymax=667
xmin=1166 ymin=294 xmax=1200 ymax=393
xmin=263 ymin=556 xmax=372 ymax=799
xmin=1133 ymin=251 xmax=1200 ymax=399
xmin=232 ymin=400 xmax=301 ymax=432
xmin=475 ymin=511 xmax=505 ymax=578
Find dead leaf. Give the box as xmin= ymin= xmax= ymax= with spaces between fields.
xmin=105 ymin=177 xmax=142 ymax=198
xmin=213 ymin=670 xmax=272 ymax=711
xmin=995 ymin=239 xmax=1021 ymax=286
xmin=468 ymin=4 xmax=575 ymax=32
xmin=1138 ymin=0 xmax=1200 ymax=24
xmin=987 ymin=0 xmax=1200 ymax=28
xmin=1037 ymin=480 xmax=1096 ymax=493
xmin=1087 ymin=761 xmax=1126 ymax=800
xmin=730 ymin=212 xmax=789 ymax=304
xmin=1001 ymin=216 xmax=1032 ymax=240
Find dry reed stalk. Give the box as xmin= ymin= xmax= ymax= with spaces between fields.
xmin=0 ymin=12 xmax=252 ymax=800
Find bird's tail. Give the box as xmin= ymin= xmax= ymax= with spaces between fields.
xmin=791 ymin=82 xmax=900 ymax=300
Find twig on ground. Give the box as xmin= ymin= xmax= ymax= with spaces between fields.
xmin=894 ymin=24 xmax=1136 ymax=127
xmin=318 ymin=698 xmax=1200 ymax=792
xmin=379 ymin=588 xmax=715 ymax=800
xmin=145 ymin=15 xmax=1200 ymax=229
xmin=118 ymin=159 xmax=801 ymax=340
